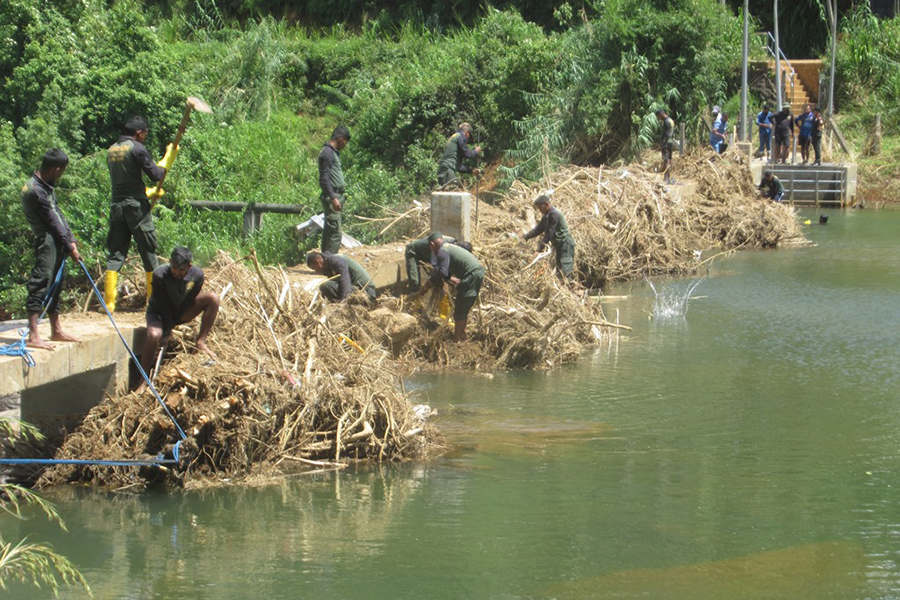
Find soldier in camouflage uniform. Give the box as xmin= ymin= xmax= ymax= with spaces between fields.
xmin=104 ymin=115 xmax=178 ymax=311
xmin=522 ymin=192 xmax=576 ymax=279
xmin=20 ymin=149 xmax=82 ymax=349
xmin=318 ymin=126 xmax=351 ymax=254
xmin=437 ymin=123 xmax=482 ymax=187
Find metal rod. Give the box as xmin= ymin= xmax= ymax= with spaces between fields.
xmin=740 ymin=0 xmax=749 ymax=142
xmin=828 ymin=0 xmax=837 ymax=123
xmin=774 ymin=0 xmax=782 ymax=110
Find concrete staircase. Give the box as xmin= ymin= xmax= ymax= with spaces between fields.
xmin=766 ymin=59 xmax=822 ymax=113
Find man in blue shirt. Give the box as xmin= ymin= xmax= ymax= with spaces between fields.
xmin=794 ymin=104 xmax=815 ymax=165
xmin=755 ymin=105 xmax=773 ymax=160
xmin=710 ymin=112 xmax=728 ymax=154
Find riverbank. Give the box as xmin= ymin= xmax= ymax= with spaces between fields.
xmin=26 ymin=150 xmax=808 ymax=490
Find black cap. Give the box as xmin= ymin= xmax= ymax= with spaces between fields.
xmin=427 ymin=232 xmax=443 ymax=243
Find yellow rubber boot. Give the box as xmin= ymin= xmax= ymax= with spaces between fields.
xmin=104 ymin=270 xmax=118 ymax=313
xmin=145 ymin=272 xmax=154 ymax=304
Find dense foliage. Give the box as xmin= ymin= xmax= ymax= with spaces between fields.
xmin=0 ymin=0 xmax=751 ymax=316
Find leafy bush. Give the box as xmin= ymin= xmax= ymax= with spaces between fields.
xmin=0 ymin=0 xmax=752 ymax=317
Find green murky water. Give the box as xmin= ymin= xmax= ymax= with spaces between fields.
xmin=6 ymin=209 xmax=900 ymax=600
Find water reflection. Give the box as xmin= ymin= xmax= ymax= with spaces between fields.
xmin=9 ymin=467 xmax=427 ymax=599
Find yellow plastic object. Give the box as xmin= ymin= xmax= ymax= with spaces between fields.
xmin=145 ymin=272 xmax=154 ymax=303
xmin=339 ymin=334 xmax=366 ymax=355
xmin=804 ymin=219 xmax=812 ymax=225
xmin=146 ymin=185 xmax=165 ymax=200
xmin=438 ymin=293 xmax=454 ymax=326
xmin=157 ymin=143 xmax=179 ymax=171
xmin=103 ymin=270 xmax=118 ymax=313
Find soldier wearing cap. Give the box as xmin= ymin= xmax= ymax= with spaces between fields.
xmin=408 ymin=232 xmax=484 ymax=342
xmin=521 ymin=192 xmax=576 ymax=279
xmin=437 ymin=123 xmax=482 ymax=187
xmin=136 ymin=246 xmax=219 ymax=393
xmin=307 ymin=250 xmax=376 ymax=302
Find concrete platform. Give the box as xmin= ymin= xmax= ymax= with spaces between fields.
xmin=0 ymin=313 xmax=144 ymax=429
xmin=749 ymin=158 xmax=857 ymax=206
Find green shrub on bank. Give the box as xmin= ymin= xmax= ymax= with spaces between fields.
xmin=507 ymin=0 xmax=743 ymax=178
xmin=833 ymin=5 xmax=900 ymax=132
xmin=0 ymin=1 xmax=751 ymax=317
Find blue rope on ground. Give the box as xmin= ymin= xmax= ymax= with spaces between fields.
xmin=0 ymin=258 xmax=67 ymax=368
xmin=0 ymin=260 xmax=186 ymax=469
xmin=0 ymin=333 xmax=36 ymax=368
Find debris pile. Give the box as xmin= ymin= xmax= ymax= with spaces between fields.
xmin=38 ymin=150 xmax=806 ymax=488
xmin=39 ymin=254 xmax=444 ymax=490
xmin=397 ymin=150 xmax=804 ymax=366
xmin=490 ymin=150 xmax=805 ymax=288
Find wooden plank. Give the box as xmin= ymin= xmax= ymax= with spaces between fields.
xmin=830 ymin=120 xmax=855 ymax=159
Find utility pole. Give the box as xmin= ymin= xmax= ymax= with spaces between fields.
xmin=740 ymin=0 xmax=749 ymax=141
xmin=774 ymin=0 xmax=782 ymax=113
xmin=827 ymin=0 xmax=837 ymax=123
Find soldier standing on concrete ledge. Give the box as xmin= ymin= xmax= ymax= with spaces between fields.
xmin=407 ymin=232 xmax=484 ymax=343
xmin=437 ymin=123 xmax=482 ymax=187
xmin=521 ymin=192 xmax=576 ymax=279
xmin=21 ymin=149 xmax=82 ymax=350
xmin=136 ymin=247 xmax=218 ymax=394
xmin=105 ymin=115 xmax=178 ymax=312
xmin=318 ymin=126 xmax=351 ymax=254
xmin=307 ymin=251 xmax=377 ymax=303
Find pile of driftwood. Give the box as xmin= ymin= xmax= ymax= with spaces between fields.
xmin=39 ymin=253 xmax=443 ymax=490
xmin=38 ymin=150 xmax=805 ymax=488
xmin=396 ymin=150 xmax=804 ymax=368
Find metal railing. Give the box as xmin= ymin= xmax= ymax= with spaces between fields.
xmin=755 ymin=32 xmax=796 ymax=107
xmin=769 ymin=166 xmax=847 ymax=206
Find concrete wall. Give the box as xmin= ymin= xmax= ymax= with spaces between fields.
xmin=0 ymin=319 xmax=145 ymax=431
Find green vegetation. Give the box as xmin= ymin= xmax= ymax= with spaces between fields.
xmin=0 ymin=418 xmax=91 ymax=596
xmin=5 ymin=0 xmax=890 ymax=316
xmin=830 ymin=4 xmax=900 ymax=201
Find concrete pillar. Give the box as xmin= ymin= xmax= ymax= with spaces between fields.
xmin=430 ymin=192 xmax=471 ymax=242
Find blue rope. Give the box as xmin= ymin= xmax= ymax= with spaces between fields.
xmin=75 ymin=260 xmax=188 ymax=442
xmin=0 ymin=457 xmax=177 ymax=467
xmin=0 ymin=260 xmax=187 ymax=469
xmin=0 ymin=257 xmax=68 ymax=368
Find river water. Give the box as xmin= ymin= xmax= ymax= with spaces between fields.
xmin=7 ymin=209 xmax=900 ymax=600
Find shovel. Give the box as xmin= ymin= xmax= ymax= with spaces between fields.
xmin=150 ymin=96 xmax=213 ymax=209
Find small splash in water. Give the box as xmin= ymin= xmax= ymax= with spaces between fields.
xmin=647 ymin=278 xmax=703 ymax=319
